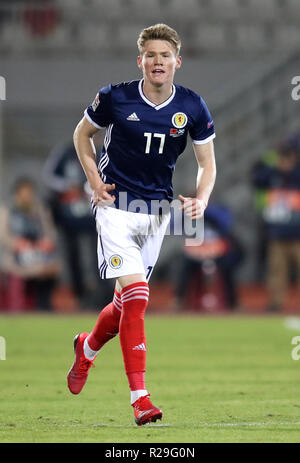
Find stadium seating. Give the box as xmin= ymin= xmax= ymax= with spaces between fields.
xmin=1 ymin=0 xmax=300 ymax=54
xmin=193 ymin=24 xmax=227 ymax=51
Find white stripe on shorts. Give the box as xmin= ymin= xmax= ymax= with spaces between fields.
xmin=99 ymin=261 xmax=108 ymax=279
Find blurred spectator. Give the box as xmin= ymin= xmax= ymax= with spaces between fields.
xmin=23 ymin=0 xmax=59 ymax=37
xmin=0 ymin=177 xmax=61 ymax=311
xmin=43 ymin=140 xmax=113 ymax=309
xmin=252 ymin=133 xmax=300 ymax=312
xmin=252 ymin=148 xmax=279 ymax=281
xmin=174 ymin=202 xmax=244 ymax=312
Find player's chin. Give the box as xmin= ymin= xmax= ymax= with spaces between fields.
xmin=150 ymin=73 xmax=167 ymax=86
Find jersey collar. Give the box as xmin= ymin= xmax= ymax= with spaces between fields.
xmin=138 ymin=79 xmax=176 ymax=110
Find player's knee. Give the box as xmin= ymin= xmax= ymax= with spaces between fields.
xmin=120 ymin=281 xmax=149 ymax=319
xmin=117 ymin=274 xmax=147 ymax=289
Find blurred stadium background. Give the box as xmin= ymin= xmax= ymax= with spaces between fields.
xmin=0 ymin=0 xmax=300 ymax=314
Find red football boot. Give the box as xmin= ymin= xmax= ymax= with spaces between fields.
xmin=67 ymin=332 xmax=95 ymax=394
xmin=132 ymin=394 xmax=163 ymax=426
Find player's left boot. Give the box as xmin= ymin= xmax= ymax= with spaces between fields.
xmin=67 ymin=332 xmax=95 ymax=394
xmin=132 ymin=394 xmax=163 ymax=426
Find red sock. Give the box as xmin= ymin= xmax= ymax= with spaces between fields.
xmin=119 ymin=282 xmax=149 ymax=391
xmin=127 ymin=371 xmax=146 ymax=390
xmin=87 ymin=290 xmax=122 ymax=351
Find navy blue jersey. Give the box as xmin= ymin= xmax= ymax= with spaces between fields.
xmin=84 ymin=79 xmax=215 ymax=211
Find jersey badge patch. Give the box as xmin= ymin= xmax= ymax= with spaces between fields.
xmin=172 ymin=112 xmax=188 ymax=129
xmin=170 ymin=128 xmax=185 ymax=137
xmin=91 ymin=93 xmax=100 ymax=112
xmin=109 ymin=254 xmax=123 ymax=269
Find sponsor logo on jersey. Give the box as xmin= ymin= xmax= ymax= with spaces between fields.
xmin=207 ymin=120 xmax=214 ymax=129
xmin=172 ymin=112 xmax=187 ymax=128
xmin=170 ymin=128 xmax=185 ymax=137
xmin=109 ymin=254 xmax=123 ymax=269
xmin=92 ymin=93 xmax=100 ymax=111
xmin=127 ymin=112 xmax=140 ymax=121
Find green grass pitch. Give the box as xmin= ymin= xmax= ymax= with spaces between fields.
xmin=0 ymin=313 xmax=300 ymax=443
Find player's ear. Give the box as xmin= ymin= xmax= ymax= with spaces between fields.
xmin=175 ymin=55 xmax=182 ymax=70
xmin=137 ymin=55 xmax=143 ymax=69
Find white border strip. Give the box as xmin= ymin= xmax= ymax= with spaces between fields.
xmin=84 ymin=109 xmax=106 ymax=130
xmin=192 ymin=133 xmax=216 ymax=145
xmin=138 ymin=79 xmax=176 ymax=110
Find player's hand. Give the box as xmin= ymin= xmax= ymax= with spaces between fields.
xmin=93 ymin=183 xmax=116 ymax=206
xmin=178 ymin=194 xmax=206 ymax=219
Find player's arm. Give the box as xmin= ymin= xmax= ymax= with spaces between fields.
xmin=73 ymin=117 xmax=115 ymax=205
xmin=194 ymin=140 xmax=216 ymax=206
xmin=179 ymin=140 xmax=216 ymax=219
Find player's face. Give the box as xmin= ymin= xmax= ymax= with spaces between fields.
xmin=137 ymin=40 xmax=182 ymax=88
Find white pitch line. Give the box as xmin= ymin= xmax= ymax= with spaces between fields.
xmin=90 ymin=421 xmax=300 ymax=429
xmin=202 ymin=421 xmax=300 ymax=428
xmin=88 ymin=423 xmax=175 ymax=429
xmin=8 ymin=421 xmax=297 ymax=429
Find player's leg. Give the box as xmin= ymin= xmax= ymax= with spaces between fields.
xmin=83 ymin=272 xmax=147 ymax=358
xmin=83 ymin=287 xmax=122 ymax=358
xmin=82 ymin=273 xmax=147 ymax=367
xmin=83 ymin=268 xmax=162 ymax=425
xmin=117 ymin=273 xmax=163 ymax=425
xmin=67 ymin=242 xmax=120 ymax=394
xmin=67 ymin=209 xmax=123 ymax=394
xmin=67 ymin=287 xmax=123 ymax=395
xmin=117 ymin=273 xmax=148 ymax=402
xmin=117 ymin=213 xmax=170 ymax=424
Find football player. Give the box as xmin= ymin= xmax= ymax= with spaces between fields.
xmin=67 ymin=23 xmax=216 ymax=426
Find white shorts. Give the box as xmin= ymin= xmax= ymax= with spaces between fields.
xmin=95 ymin=206 xmax=170 ymax=280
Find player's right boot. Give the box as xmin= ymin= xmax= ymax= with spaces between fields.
xmin=132 ymin=394 xmax=163 ymax=426
xmin=67 ymin=332 xmax=95 ymax=395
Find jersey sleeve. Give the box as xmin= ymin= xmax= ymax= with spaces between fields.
xmin=84 ymin=84 xmax=113 ymax=129
xmin=189 ymin=96 xmax=216 ymax=145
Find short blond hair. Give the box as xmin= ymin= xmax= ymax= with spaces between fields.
xmin=137 ymin=24 xmax=181 ymax=56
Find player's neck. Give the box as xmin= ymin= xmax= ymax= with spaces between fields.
xmin=142 ymin=79 xmax=173 ymax=105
